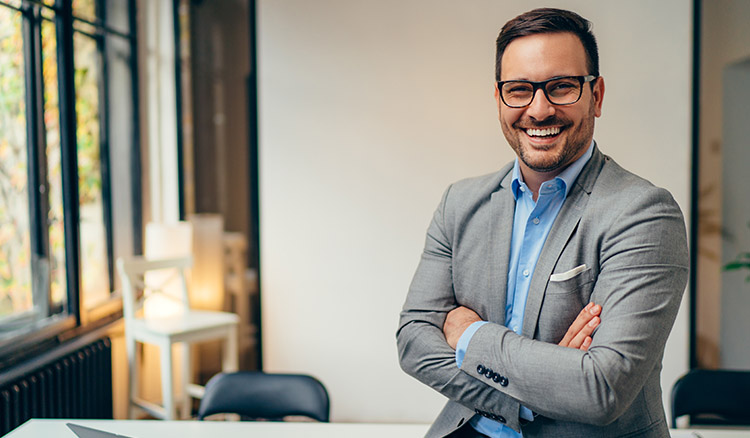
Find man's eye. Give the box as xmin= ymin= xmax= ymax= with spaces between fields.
xmin=507 ymin=85 xmax=532 ymax=94
xmin=549 ymin=82 xmax=577 ymax=92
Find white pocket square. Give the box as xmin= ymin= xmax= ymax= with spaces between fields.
xmin=550 ymin=264 xmax=587 ymax=282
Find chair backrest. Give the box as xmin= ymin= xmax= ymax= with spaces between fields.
xmin=197 ymin=371 xmax=330 ymax=422
xmin=671 ymin=369 xmax=750 ymax=428
xmin=116 ymin=256 xmax=193 ymax=322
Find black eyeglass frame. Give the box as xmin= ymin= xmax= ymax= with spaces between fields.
xmin=497 ymin=75 xmax=598 ymax=108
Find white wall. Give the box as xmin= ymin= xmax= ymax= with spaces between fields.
xmin=258 ymin=0 xmax=692 ymax=423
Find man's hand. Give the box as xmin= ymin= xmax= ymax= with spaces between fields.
xmin=443 ymin=306 xmax=482 ymax=349
xmin=558 ymin=302 xmax=601 ymax=351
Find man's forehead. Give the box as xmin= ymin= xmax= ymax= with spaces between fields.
xmin=500 ymin=32 xmax=588 ymax=80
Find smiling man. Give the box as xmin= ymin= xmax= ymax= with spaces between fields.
xmin=397 ymin=8 xmax=688 ymax=438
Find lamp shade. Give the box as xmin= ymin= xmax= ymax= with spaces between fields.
xmin=187 ymin=213 xmax=225 ymax=310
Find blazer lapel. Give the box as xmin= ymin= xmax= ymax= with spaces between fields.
xmin=487 ymin=167 xmax=515 ymax=325
xmin=521 ymin=146 xmax=606 ymax=337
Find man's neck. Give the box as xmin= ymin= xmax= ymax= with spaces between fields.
xmin=518 ymin=166 xmax=563 ymax=201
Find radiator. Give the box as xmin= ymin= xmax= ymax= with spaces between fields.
xmin=0 ymin=337 xmax=113 ymax=435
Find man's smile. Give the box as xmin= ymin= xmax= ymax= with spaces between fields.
xmin=525 ymin=126 xmax=561 ymax=137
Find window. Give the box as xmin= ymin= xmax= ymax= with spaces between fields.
xmin=0 ymin=0 xmax=139 ymax=352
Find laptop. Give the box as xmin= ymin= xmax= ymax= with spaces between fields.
xmin=66 ymin=423 xmax=136 ymax=438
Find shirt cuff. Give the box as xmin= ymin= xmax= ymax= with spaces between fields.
xmin=455 ymin=321 xmax=487 ymax=367
xmin=520 ymin=406 xmax=534 ymax=422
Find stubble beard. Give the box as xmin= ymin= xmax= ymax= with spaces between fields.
xmin=501 ymin=105 xmax=596 ymax=174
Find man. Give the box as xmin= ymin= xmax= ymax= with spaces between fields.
xmin=396 ymin=8 xmax=688 ymax=438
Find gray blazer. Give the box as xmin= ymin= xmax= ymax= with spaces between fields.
xmin=397 ymin=146 xmax=689 ymax=437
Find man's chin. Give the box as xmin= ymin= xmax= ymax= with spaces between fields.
xmin=519 ymin=150 xmax=566 ymax=173
xmin=523 ymin=161 xmax=566 ymax=173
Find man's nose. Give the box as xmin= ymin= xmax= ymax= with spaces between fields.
xmin=526 ymin=88 xmax=556 ymax=120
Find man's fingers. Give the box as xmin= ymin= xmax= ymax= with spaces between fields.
xmin=558 ymin=303 xmax=594 ymax=346
xmin=567 ymin=316 xmax=599 ymax=349
xmin=558 ymin=302 xmax=601 ymax=348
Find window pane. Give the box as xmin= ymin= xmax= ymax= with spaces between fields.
xmin=42 ymin=20 xmax=67 ymax=309
xmin=73 ymin=0 xmax=97 ymax=23
xmin=74 ymin=31 xmax=109 ymax=307
xmin=0 ymin=7 xmax=32 ymax=317
xmin=105 ymin=32 xmax=136 ymax=275
xmin=104 ymin=0 xmax=132 ymax=36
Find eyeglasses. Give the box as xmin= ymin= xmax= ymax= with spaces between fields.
xmin=497 ymin=75 xmax=597 ymax=108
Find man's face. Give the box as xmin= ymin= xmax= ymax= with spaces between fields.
xmin=496 ymin=32 xmax=604 ymax=177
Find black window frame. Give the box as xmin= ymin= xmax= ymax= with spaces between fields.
xmin=0 ymin=0 xmax=141 ymax=363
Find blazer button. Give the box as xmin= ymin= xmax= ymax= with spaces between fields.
xmin=477 ymin=365 xmax=485 ymax=374
xmin=484 ymin=368 xmax=494 ymax=378
xmin=499 ymin=376 xmax=509 ymax=387
xmin=497 ymin=415 xmax=506 ymax=423
xmin=492 ymin=373 xmax=501 ymax=383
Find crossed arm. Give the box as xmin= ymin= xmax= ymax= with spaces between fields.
xmin=397 ymin=183 xmax=688 ymax=431
xmin=443 ymin=302 xmax=602 ymax=352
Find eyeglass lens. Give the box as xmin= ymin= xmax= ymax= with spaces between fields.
xmin=501 ymin=77 xmax=583 ymax=107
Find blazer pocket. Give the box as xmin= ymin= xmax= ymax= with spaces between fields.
xmin=550 ymin=264 xmax=587 ymax=282
xmin=538 ymin=267 xmax=596 ymax=342
xmin=546 ymin=265 xmax=594 ymax=295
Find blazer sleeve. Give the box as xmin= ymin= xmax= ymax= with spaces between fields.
xmin=459 ymin=186 xmax=689 ymax=428
xmin=396 ymin=185 xmax=522 ymax=427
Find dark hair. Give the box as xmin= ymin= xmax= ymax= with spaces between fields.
xmin=495 ymin=8 xmax=599 ymax=81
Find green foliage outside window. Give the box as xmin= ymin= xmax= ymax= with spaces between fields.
xmin=0 ymin=8 xmax=32 ymax=317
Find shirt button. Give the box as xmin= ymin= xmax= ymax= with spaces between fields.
xmin=532 ymin=217 xmax=540 ymax=225
xmin=522 ymin=269 xmax=529 ymax=277
xmin=519 ymin=186 xmax=526 ymax=192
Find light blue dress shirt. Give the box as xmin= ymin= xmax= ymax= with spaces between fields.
xmin=455 ymin=141 xmax=594 ymax=438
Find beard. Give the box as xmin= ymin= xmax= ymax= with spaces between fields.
xmin=501 ymin=103 xmax=596 ymax=174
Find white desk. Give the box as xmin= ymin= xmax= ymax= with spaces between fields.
xmin=5 ymin=420 xmax=429 ymax=438
xmin=5 ymin=419 xmax=750 ymax=438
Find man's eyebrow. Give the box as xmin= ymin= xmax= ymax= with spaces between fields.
xmin=500 ymin=74 xmax=582 ymax=82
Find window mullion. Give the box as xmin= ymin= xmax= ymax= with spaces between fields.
xmin=128 ymin=0 xmax=143 ymax=255
xmin=54 ymin=0 xmax=81 ymax=324
xmin=94 ymin=0 xmax=115 ymax=295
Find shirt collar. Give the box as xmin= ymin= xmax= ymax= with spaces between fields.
xmin=511 ymin=140 xmax=595 ymax=200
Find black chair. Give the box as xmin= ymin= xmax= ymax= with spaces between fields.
xmin=197 ymin=371 xmax=330 ymax=422
xmin=671 ymin=369 xmax=750 ymax=428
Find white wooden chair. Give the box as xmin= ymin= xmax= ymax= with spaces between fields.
xmin=117 ymin=256 xmax=239 ymax=420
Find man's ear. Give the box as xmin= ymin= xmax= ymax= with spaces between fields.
xmin=593 ymin=77 xmax=605 ymax=118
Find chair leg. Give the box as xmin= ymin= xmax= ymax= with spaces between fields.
xmin=179 ymin=343 xmax=191 ymax=419
xmin=126 ymin=334 xmax=139 ymax=419
xmin=223 ymin=326 xmax=239 ymax=372
xmin=160 ymin=340 xmax=175 ymax=420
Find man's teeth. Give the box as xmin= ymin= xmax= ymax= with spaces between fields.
xmin=526 ymin=127 xmax=561 ymax=137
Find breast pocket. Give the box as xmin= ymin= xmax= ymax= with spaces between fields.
xmin=536 ymin=266 xmax=595 ymax=343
